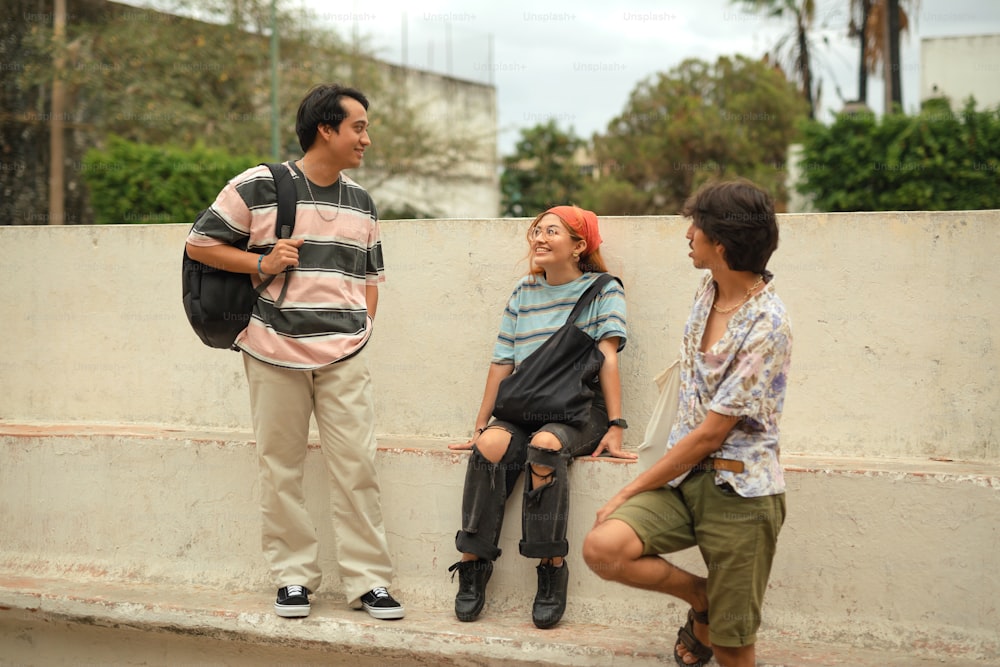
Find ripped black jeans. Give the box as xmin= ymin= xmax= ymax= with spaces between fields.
xmin=455 ymin=398 xmax=608 ymax=561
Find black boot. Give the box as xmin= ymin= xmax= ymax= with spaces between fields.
xmin=532 ymin=561 xmax=569 ymax=629
xmin=449 ymin=559 xmax=493 ymax=622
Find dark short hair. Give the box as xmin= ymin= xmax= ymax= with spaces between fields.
xmin=295 ymin=84 xmax=369 ymax=152
xmin=681 ymin=179 xmax=779 ymax=273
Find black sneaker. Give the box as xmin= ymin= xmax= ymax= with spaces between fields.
xmin=532 ymin=561 xmax=569 ymax=629
xmin=274 ymin=585 xmax=310 ymax=618
xmin=448 ymin=559 xmax=493 ymax=622
xmin=360 ymin=587 xmax=405 ymax=620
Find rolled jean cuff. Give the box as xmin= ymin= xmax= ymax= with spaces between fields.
xmin=456 ymin=530 xmax=502 ymax=561
xmin=519 ymin=538 xmax=568 ymax=559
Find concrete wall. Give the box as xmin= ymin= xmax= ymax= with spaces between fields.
xmin=2 ymin=214 xmax=999 ymax=660
xmin=3 ymin=212 xmax=998 ymax=462
xmin=3 ymin=426 xmax=997 ymax=659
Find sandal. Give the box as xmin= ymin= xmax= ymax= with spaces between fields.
xmin=674 ymin=607 xmax=713 ymax=667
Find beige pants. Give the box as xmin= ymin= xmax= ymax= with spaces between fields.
xmin=243 ymin=348 xmax=395 ymax=605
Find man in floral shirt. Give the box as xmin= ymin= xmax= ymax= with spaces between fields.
xmin=583 ymin=179 xmax=792 ymax=667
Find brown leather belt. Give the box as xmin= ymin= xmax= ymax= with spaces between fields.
xmin=691 ymin=457 xmax=745 ymax=474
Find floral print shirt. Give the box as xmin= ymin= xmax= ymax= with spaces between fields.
xmin=667 ymin=272 xmax=793 ymax=497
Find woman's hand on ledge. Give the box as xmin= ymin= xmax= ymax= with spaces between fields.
xmin=448 ymin=427 xmax=484 ymax=451
xmin=592 ymin=428 xmax=638 ymax=460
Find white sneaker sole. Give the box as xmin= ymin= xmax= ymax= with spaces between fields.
xmin=274 ymin=603 xmax=310 ymax=618
xmin=362 ymin=603 xmax=405 ymax=620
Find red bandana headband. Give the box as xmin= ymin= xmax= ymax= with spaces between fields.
xmin=546 ymin=205 xmax=602 ymax=254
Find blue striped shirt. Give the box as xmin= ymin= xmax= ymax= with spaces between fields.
xmin=492 ymin=273 xmax=627 ymax=367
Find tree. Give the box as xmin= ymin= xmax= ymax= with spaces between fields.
xmin=732 ymin=0 xmax=820 ymax=119
xmin=848 ymin=0 xmax=915 ymax=108
xmin=13 ymin=0 xmax=485 ymax=223
xmin=3 ymin=0 xmax=69 ymax=225
xmin=848 ymin=0 xmax=872 ymax=103
xmin=20 ymin=2 xmax=288 ymax=152
xmin=589 ymin=55 xmax=809 ymax=215
xmin=82 ymin=136 xmax=259 ymax=224
xmin=500 ymin=120 xmax=587 ymax=217
xmin=796 ymin=98 xmax=1000 ymax=211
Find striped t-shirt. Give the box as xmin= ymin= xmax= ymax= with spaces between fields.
xmin=186 ymin=162 xmax=385 ymax=369
xmin=492 ymin=273 xmax=627 ymax=367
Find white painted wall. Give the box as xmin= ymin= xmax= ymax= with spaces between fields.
xmin=2 ymin=212 xmax=998 ymax=462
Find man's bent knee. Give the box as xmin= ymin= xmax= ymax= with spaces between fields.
xmin=585 ymin=519 xmax=648 ymax=575
xmin=583 ymin=520 xmax=634 ymax=580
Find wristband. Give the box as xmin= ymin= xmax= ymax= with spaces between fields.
xmin=257 ymin=253 xmax=266 ymax=276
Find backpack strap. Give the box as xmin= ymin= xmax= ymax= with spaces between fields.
xmin=260 ymin=162 xmax=298 ymax=307
xmin=264 ymin=162 xmax=297 ymax=239
xmin=565 ymin=273 xmax=620 ymax=325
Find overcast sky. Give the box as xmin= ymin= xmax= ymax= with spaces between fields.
xmin=298 ymin=0 xmax=1000 ymax=155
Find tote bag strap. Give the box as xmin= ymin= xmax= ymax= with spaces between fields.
xmin=564 ymin=273 xmax=619 ymax=326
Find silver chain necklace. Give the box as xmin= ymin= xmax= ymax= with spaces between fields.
xmin=297 ymin=160 xmax=342 ymax=222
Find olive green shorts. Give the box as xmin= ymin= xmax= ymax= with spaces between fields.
xmin=607 ymin=471 xmax=786 ymax=647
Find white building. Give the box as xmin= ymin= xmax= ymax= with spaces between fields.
xmin=357 ymin=65 xmax=499 ymax=220
xmin=921 ymin=34 xmax=1000 ymax=110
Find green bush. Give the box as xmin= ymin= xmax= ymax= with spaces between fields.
xmin=797 ymin=99 xmax=1000 ymax=211
xmin=82 ymin=137 xmax=263 ymax=224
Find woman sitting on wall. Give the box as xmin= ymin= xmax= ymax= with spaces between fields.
xmin=447 ymin=205 xmax=634 ymax=629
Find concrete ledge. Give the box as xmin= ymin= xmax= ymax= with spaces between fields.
xmin=0 ymin=573 xmax=990 ymax=667
xmin=0 ymin=574 xmax=679 ymax=667
xmin=1 ymin=422 xmax=999 ymax=665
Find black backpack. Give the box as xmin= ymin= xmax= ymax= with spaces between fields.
xmin=182 ymin=162 xmax=297 ymax=350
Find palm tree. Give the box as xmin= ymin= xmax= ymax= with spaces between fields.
xmin=848 ymin=0 xmax=872 ymax=103
xmin=732 ymin=0 xmax=819 ymax=119
xmin=849 ymin=0 xmax=917 ymax=109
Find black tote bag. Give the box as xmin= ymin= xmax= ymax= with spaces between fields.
xmin=492 ymin=274 xmax=619 ymax=428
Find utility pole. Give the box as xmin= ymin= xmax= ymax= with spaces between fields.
xmin=446 ymin=21 xmax=452 ymax=77
xmin=48 ymin=0 xmax=67 ymax=225
xmin=270 ymin=0 xmax=280 ymax=160
xmin=488 ymin=33 xmax=494 ymax=86
xmin=401 ymin=11 xmax=408 ymax=69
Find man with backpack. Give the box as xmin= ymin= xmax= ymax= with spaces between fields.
xmin=184 ymin=84 xmax=404 ymax=620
